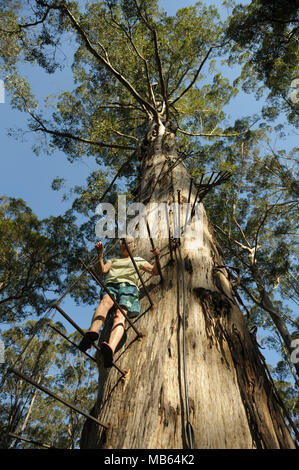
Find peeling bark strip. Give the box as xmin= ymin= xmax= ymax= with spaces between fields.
xmin=80 ymin=124 xmax=295 ymax=449
xmin=193 ymin=288 xmax=232 ymax=369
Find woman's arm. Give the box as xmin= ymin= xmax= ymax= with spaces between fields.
xmin=95 ymin=242 xmax=112 ymax=275
xmin=141 ymin=248 xmax=160 ymax=275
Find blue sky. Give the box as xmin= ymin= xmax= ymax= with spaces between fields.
xmin=0 ymin=1 xmax=296 ymax=369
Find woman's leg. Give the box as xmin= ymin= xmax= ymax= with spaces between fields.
xmin=107 ymin=307 xmax=127 ymax=353
xmin=88 ymin=294 xmax=114 ymax=333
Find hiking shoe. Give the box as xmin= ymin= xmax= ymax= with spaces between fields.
xmin=101 ymin=341 xmax=114 ymax=368
xmin=78 ymin=331 xmax=99 ymax=352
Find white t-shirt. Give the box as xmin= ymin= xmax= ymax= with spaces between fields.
xmin=105 ymin=257 xmax=146 ymax=289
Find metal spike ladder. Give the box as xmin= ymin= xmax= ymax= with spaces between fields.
xmin=6 ymin=226 xmax=159 ymax=446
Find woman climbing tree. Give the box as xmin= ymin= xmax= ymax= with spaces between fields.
xmin=79 ymin=237 xmax=160 ymax=367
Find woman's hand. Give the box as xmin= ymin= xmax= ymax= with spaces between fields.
xmin=95 ymin=241 xmax=104 ymax=256
xmin=151 ymin=247 xmax=160 ymax=258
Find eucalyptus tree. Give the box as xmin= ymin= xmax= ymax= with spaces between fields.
xmin=19 ymin=326 xmax=98 ymax=449
xmin=1 ymin=321 xmax=98 ymax=449
xmin=201 ymin=138 xmax=299 ymax=380
xmin=0 ymin=320 xmax=59 ymax=447
xmin=0 ymin=0 xmax=296 ymax=448
xmin=225 ymin=0 xmax=299 ymax=126
xmin=0 ymin=197 xmax=92 ymax=322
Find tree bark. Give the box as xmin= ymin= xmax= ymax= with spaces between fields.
xmin=80 ymin=122 xmax=296 ymax=449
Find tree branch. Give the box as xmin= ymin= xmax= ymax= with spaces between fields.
xmin=12 ymin=80 xmax=136 ymax=151
xmin=169 ymin=47 xmax=213 ymax=107
xmin=168 ymin=61 xmax=196 ymax=98
xmin=232 ymin=203 xmax=252 ymax=250
xmin=28 ymin=108 xmax=136 ymax=150
xmin=177 ymin=127 xmax=250 ymax=138
xmin=252 ymin=200 xmax=282 ymax=264
xmin=214 ymin=224 xmax=252 ymax=269
xmin=108 ymin=127 xmax=139 ymax=142
xmin=0 ymin=7 xmax=50 ymax=33
xmin=239 ymin=280 xmax=261 ymax=306
xmin=102 ymin=102 xmax=144 ymax=112
xmin=133 ymin=0 xmax=169 ymax=119
xmin=36 ymin=1 xmax=159 ymax=121
xmin=105 ymin=10 xmax=156 ymax=110
xmin=98 ymin=151 xmax=137 ymax=203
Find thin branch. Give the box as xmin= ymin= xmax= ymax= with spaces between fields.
xmin=105 ymin=11 xmax=156 ymax=109
xmin=169 ymin=47 xmax=213 ymax=107
xmin=101 ymin=102 xmax=145 ymax=112
xmin=0 ymin=7 xmax=50 ymax=33
xmin=177 ymin=127 xmax=250 ymax=138
xmin=108 ymin=127 xmax=139 ymax=142
xmin=285 ymin=271 xmax=299 ymax=299
xmin=239 ymin=280 xmax=263 ymax=307
xmin=166 ymin=37 xmax=203 ymax=98
xmin=168 ymin=62 xmax=195 ymax=98
xmin=98 ymin=151 xmax=137 ymax=203
xmin=150 ymin=25 xmax=169 ymax=118
xmin=41 ymin=1 xmax=159 ymax=121
xmin=252 ymin=198 xmax=282 ymax=264
xmin=27 ymin=108 xmax=135 ymax=150
xmin=133 ymin=0 xmax=169 ymax=118
xmin=214 ymin=224 xmax=251 ymax=269
xmin=240 ymin=281 xmax=299 ymax=330
xmin=231 ymin=204 xmax=252 ymax=250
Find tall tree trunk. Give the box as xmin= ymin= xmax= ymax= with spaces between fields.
xmin=80 ymin=122 xmax=295 ymax=449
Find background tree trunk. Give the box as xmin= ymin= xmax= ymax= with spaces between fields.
xmin=80 ymin=123 xmax=295 ymax=449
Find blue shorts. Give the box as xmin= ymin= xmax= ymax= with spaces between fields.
xmin=100 ymin=282 xmax=140 ymax=318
